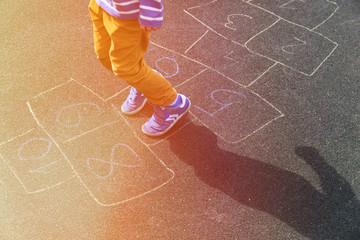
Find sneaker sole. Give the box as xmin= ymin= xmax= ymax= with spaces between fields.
xmin=121 ymin=98 xmax=147 ymax=116
xmin=141 ymin=99 xmax=191 ymax=137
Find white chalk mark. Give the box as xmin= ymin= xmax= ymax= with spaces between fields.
xmin=194 ymin=89 xmax=247 ymax=116
xmin=0 ymin=128 xmax=35 ymax=147
xmin=192 ymin=110 xmax=284 ymax=144
xmin=225 ymin=14 xmax=253 ymax=31
xmin=28 ymin=158 xmax=63 ymax=174
xmin=105 ymin=86 xmax=130 ymax=102
xmin=86 ymin=143 xmax=142 ymax=180
xmin=151 ymin=41 xmax=247 ymax=88
xmin=184 ymin=10 xmax=233 ymax=42
xmin=224 ymin=50 xmax=240 ymax=66
xmin=30 ymin=79 xmax=73 ymax=100
xmin=17 ymin=137 xmax=52 ymax=161
xmin=175 ymin=68 xmax=208 ymax=88
xmin=184 ymin=30 xmax=209 ymax=54
xmin=311 ymin=41 xmax=338 ymax=76
xmin=247 ymin=63 xmax=278 ymax=87
xmin=312 ymin=0 xmax=339 ymax=30
xmin=281 ymin=37 xmax=307 ymax=54
xmin=244 ymin=0 xmax=338 ymax=33
xmin=63 ymin=120 xmax=121 ymax=143
xmin=193 ymin=81 xmax=285 ymax=144
xmin=56 ymin=102 xmax=102 ymax=128
xmin=244 ymin=18 xmax=281 ymax=46
xmin=1 ymin=152 xmax=75 ymax=194
xmin=155 ymin=57 xmax=179 ymax=78
xmin=71 ymin=78 xmax=106 ymax=103
xmin=187 ymin=0 xmax=217 ymax=10
xmin=279 ymin=0 xmax=305 ymax=10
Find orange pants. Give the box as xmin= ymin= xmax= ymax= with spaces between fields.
xmin=88 ymin=0 xmax=177 ymax=106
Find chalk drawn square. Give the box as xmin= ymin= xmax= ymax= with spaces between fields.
xmin=246 ymin=0 xmax=338 ymax=29
xmin=108 ymin=91 xmax=195 ymax=146
xmin=184 ymin=31 xmax=275 ymax=86
xmin=186 ymin=0 xmax=279 ymax=44
xmin=246 ymin=19 xmax=337 ymax=76
xmin=27 ymin=80 xmax=119 ymax=143
xmin=177 ymin=69 xmax=283 ymax=143
xmin=144 ymin=42 xmax=207 ymax=88
xmin=61 ymin=121 xmax=174 ymax=206
xmin=0 ymin=129 xmax=74 ymax=193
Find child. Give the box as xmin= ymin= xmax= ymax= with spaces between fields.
xmin=88 ymin=0 xmax=191 ymax=136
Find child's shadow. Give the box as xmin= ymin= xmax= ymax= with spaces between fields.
xmin=169 ymin=123 xmax=360 ymax=240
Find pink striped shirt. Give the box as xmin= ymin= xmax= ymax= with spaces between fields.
xmin=95 ymin=0 xmax=164 ymax=27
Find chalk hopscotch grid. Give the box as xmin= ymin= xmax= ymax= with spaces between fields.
xmin=164 ymin=0 xmax=340 ymax=143
xmin=0 ymin=74 xmax=193 ymax=201
xmin=149 ymin=41 xmax=285 ymax=144
xmin=0 ymin=0 xmax=339 ymax=201
xmin=184 ymin=0 xmax=339 ymax=80
xmin=22 ymin=79 xmax=176 ymax=206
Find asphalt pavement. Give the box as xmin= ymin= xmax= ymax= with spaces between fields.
xmin=1 ymin=0 xmax=359 ymax=239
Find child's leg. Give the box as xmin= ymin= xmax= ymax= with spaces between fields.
xmin=101 ymin=11 xmax=177 ymax=107
xmin=88 ymin=0 xmax=112 ymax=72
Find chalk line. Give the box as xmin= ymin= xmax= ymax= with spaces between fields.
xmin=225 ymin=14 xmax=253 ymax=31
xmin=184 ymin=30 xmax=209 ymax=54
xmin=185 ymin=1 xmax=339 ymax=77
xmin=30 ymin=79 xmax=73 ymax=100
xmin=246 ymin=63 xmax=278 ymax=87
xmin=279 ymin=0 xmax=305 ymax=10
xmin=281 ymin=37 xmax=307 ymax=54
xmin=71 ymin=78 xmax=107 ymax=103
xmin=242 ymin=0 xmax=339 ymax=31
xmin=184 ymin=9 xmax=233 ymax=42
xmin=17 ymin=137 xmax=52 ymax=161
xmin=191 ymin=85 xmax=285 ymax=144
xmin=150 ymin=41 xmax=247 ymax=88
xmin=189 ymin=109 xmax=284 ymax=144
xmin=187 ymin=0 xmax=218 ymax=10
xmin=312 ymin=0 xmax=339 ymax=31
xmin=0 ymin=128 xmax=35 ymax=147
xmin=0 ymin=152 xmax=75 ymax=194
xmin=243 ymin=18 xmax=281 ymax=46
xmin=56 ymin=102 xmax=102 ymax=128
xmin=29 ymin=158 xmax=63 ymax=174
xmin=175 ymin=68 xmax=208 ymax=88
xmin=62 ymin=120 xmax=121 ymax=143
xmin=240 ymin=1 xmax=339 ymax=77
xmin=105 ymin=85 xmax=130 ymax=102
